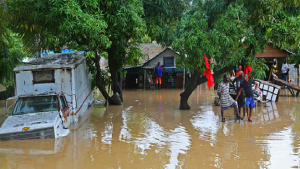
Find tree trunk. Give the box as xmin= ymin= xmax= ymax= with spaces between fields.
xmin=179 ymin=67 xmax=233 ymax=110
xmin=108 ymin=45 xmax=123 ymax=104
xmin=93 ymin=51 xmax=112 ymax=104
xmin=180 ymin=70 xmax=201 ymax=110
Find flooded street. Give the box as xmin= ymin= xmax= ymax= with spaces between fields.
xmin=1 ymin=87 xmax=300 ymax=169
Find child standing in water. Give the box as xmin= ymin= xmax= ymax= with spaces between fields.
xmin=235 ymin=74 xmax=258 ymax=122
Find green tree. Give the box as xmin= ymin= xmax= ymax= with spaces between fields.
xmin=142 ymin=0 xmax=185 ymax=46
xmin=0 ymin=0 xmax=28 ymax=87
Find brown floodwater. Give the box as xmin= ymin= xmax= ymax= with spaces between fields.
xmin=0 ymin=86 xmax=300 ymax=169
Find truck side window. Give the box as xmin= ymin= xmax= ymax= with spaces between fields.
xmin=60 ymin=96 xmax=67 ymax=110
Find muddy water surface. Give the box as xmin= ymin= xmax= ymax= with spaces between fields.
xmin=0 ymin=87 xmax=300 ymax=169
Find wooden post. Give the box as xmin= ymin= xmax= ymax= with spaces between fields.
xmin=144 ymin=69 xmax=146 ymax=90
xmin=183 ymin=68 xmax=185 ymax=90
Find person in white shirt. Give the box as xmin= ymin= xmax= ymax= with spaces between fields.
xmin=281 ymin=59 xmax=289 ymax=81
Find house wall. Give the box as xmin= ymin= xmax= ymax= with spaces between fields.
xmin=256 ymin=44 xmax=290 ymax=58
xmin=161 ymin=71 xmax=183 ymax=89
xmin=143 ymin=49 xmax=179 ymax=69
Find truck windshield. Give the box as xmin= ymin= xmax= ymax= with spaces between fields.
xmin=12 ymin=96 xmax=60 ymax=115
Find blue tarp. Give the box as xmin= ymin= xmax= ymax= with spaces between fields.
xmin=163 ymin=68 xmax=183 ymax=72
xmin=35 ymin=49 xmax=85 ymax=57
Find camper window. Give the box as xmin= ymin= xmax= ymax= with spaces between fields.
xmin=32 ymin=70 xmax=55 ymax=84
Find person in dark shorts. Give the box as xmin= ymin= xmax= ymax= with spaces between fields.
xmin=235 ymin=74 xmax=258 ymax=122
xmin=218 ymin=74 xmax=240 ymax=122
xmin=234 ymin=71 xmax=246 ymax=119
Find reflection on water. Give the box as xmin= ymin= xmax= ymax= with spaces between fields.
xmin=191 ymin=107 xmax=221 ymax=143
xmin=0 ymin=86 xmax=300 ymax=168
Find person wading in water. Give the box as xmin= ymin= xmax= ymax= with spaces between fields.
xmin=235 ymin=74 xmax=258 ymax=122
xmin=234 ymin=71 xmax=246 ymax=119
xmin=218 ymin=74 xmax=240 ymax=122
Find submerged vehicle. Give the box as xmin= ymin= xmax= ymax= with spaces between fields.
xmin=0 ymin=92 xmax=70 ymax=141
xmin=0 ymin=53 xmax=93 ymax=141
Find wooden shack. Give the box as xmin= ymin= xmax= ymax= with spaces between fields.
xmin=256 ymin=44 xmax=293 ymax=80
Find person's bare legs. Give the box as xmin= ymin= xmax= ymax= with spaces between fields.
xmin=248 ymin=108 xmax=253 ymax=122
xmin=234 ymin=105 xmax=240 ymax=119
xmin=246 ymin=107 xmax=249 ymax=119
xmin=221 ymin=110 xmax=225 ymax=122
xmin=238 ymin=107 xmax=245 ymax=119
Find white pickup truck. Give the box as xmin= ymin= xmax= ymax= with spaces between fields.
xmin=0 ymin=92 xmax=70 ymax=141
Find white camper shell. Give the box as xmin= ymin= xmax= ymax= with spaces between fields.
xmin=13 ymin=53 xmax=94 ymax=123
xmin=0 ymin=53 xmax=93 ymax=141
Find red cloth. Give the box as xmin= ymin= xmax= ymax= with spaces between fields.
xmin=244 ymin=65 xmax=252 ymax=74
xmin=203 ymin=70 xmax=214 ymax=90
xmin=203 ymin=53 xmax=214 ymax=90
xmin=203 ymin=53 xmax=210 ymax=69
